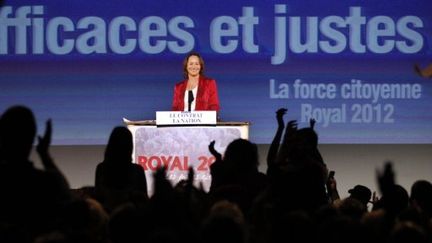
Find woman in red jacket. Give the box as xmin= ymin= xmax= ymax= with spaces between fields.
xmin=172 ymin=52 xmax=220 ymax=112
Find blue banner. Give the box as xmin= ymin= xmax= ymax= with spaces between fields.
xmin=1 ymin=0 xmax=431 ymax=144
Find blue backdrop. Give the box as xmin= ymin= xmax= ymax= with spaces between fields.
xmin=1 ymin=0 xmax=431 ymax=144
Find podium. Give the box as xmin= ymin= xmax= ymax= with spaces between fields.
xmin=124 ymin=113 xmax=249 ymax=195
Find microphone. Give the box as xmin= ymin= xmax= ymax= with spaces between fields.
xmin=188 ymin=90 xmax=194 ymax=111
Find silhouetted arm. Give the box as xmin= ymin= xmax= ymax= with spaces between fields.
xmin=376 ymin=161 xmax=396 ymax=213
xmin=37 ymin=120 xmax=56 ymax=171
xmin=275 ymin=120 xmax=298 ymax=165
xmin=36 ymin=119 xmax=70 ymax=188
xmin=326 ymin=170 xmax=340 ymax=203
xmin=282 ymin=120 xmax=297 ymax=146
xmin=267 ymin=108 xmax=287 ymax=170
xmin=375 ymin=161 xmax=406 ymax=218
xmin=208 ymin=140 xmax=222 ymax=162
xmin=208 ymin=140 xmax=224 ymax=192
xmin=153 ymin=166 xmax=174 ymax=197
xmin=377 ymin=161 xmax=395 ymax=197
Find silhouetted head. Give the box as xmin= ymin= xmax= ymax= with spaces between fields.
xmin=287 ymin=127 xmax=323 ymax=165
xmin=410 ymin=180 xmax=432 ymax=202
xmin=223 ymin=139 xmax=259 ymax=171
xmin=202 ymin=212 xmax=245 ymax=243
xmin=348 ymin=185 xmax=372 ymax=206
xmin=0 ymin=105 xmax=36 ymax=161
xmin=104 ymin=127 xmax=133 ymax=164
xmin=410 ymin=180 xmax=432 ymax=215
xmin=295 ymin=127 xmax=318 ymax=149
xmin=339 ymin=197 xmax=368 ymax=220
xmin=378 ymin=184 xmax=409 ymax=214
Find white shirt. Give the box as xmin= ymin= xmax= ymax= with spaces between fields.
xmin=183 ymin=86 xmax=198 ymax=111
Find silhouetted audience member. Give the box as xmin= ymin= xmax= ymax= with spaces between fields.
xmin=266 ymin=109 xmax=328 ymax=213
xmin=202 ymin=200 xmax=246 ymax=243
xmin=338 ymin=197 xmax=368 ymax=221
xmin=108 ymin=203 xmax=149 ymax=243
xmin=209 ymin=138 xmax=268 ymax=214
xmin=348 ymin=185 xmax=372 ymax=208
xmin=409 ymin=180 xmax=432 ymax=218
xmin=363 ymin=162 xmax=421 ymax=243
xmin=373 ymin=184 xmax=409 ymax=216
xmin=95 ymin=126 xmax=148 ymax=213
xmin=56 ymin=198 xmax=109 ymax=243
xmin=249 ymin=109 xmax=330 ymax=243
xmin=0 ymin=105 xmax=71 ymax=242
xmin=146 ymin=167 xmax=200 ymax=243
xmin=328 ymin=183 xmax=371 ymax=221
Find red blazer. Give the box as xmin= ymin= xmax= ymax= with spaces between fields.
xmin=172 ymin=76 xmax=220 ymax=111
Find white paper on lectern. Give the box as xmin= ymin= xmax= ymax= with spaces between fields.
xmin=156 ymin=111 xmax=216 ymax=125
